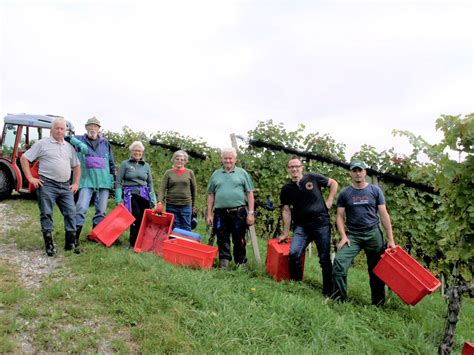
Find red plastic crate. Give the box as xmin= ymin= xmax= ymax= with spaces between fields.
xmin=133 ymin=209 xmax=174 ymax=256
xmin=266 ymin=238 xmax=305 ymax=281
xmin=462 ymin=342 xmax=474 ymax=355
xmin=373 ymin=246 xmax=441 ymax=305
xmin=163 ymin=238 xmax=218 ymax=269
xmin=87 ymin=204 xmax=135 ymax=247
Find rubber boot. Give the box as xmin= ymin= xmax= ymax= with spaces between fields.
xmin=42 ymin=231 xmax=56 ymax=257
xmin=219 ymin=259 xmax=229 ymax=270
xmin=74 ymin=226 xmax=82 ymax=254
xmin=64 ymin=231 xmax=76 ymax=251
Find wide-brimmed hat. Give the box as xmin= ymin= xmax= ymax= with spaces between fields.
xmin=85 ymin=116 xmax=101 ymax=127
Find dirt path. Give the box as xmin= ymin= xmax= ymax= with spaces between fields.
xmin=0 ymin=202 xmax=60 ymax=290
xmin=0 ymin=201 xmax=54 ymax=352
xmin=0 ymin=201 xmax=138 ymax=353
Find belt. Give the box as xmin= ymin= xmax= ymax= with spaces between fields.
xmin=215 ymin=206 xmax=246 ymax=213
xmin=40 ymin=175 xmax=70 ymax=184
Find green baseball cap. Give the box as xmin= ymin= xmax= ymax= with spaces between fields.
xmin=350 ymin=160 xmax=367 ymax=170
xmin=85 ymin=116 xmax=101 ymax=127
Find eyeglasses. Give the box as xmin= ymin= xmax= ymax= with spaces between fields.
xmin=288 ymin=165 xmax=302 ymax=169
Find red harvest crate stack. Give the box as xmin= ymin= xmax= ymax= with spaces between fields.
xmin=134 ymin=209 xmax=174 ymax=256
xmin=87 ymin=204 xmax=135 ymax=247
xmin=373 ymin=246 xmax=441 ymax=305
xmin=266 ymin=238 xmax=305 ymax=281
xmin=163 ymin=238 xmax=218 ymax=269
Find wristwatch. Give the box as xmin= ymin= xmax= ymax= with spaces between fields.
xmin=248 ymin=211 xmax=254 ymax=215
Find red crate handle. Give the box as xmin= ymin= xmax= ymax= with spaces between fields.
xmin=277 ymin=237 xmax=289 ymax=244
xmin=385 ymin=246 xmax=399 ymax=254
xmin=154 ymin=202 xmax=164 ymax=215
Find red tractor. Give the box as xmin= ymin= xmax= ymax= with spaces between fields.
xmin=0 ymin=114 xmax=75 ymax=200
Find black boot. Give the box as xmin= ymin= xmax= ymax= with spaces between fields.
xmin=129 ymin=234 xmax=137 ymax=248
xmin=74 ymin=226 xmax=82 ymax=254
xmin=219 ymin=259 xmax=229 ymax=270
xmin=322 ymin=268 xmax=334 ymax=297
xmin=42 ymin=231 xmax=56 ymax=257
xmin=64 ymin=231 xmax=76 ymax=251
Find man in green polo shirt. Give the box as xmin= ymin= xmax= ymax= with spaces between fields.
xmin=206 ymin=147 xmax=255 ymax=269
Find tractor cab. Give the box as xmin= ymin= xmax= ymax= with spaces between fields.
xmin=0 ymin=114 xmax=75 ymax=200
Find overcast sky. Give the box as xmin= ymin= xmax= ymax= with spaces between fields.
xmin=1 ymin=0 xmax=472 ymax=159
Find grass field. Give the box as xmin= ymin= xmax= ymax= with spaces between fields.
xmin=0 ymin=197 xmax=472 ymax=353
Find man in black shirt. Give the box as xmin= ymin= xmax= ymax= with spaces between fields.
xmin=278 ymin=157 xmax=338 ymax=296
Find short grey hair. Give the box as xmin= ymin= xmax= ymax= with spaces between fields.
xmin=171 ymin=150 xmax=189 ymax=163
xmin=221 ymin=147 xmax=237 ymax=158
xmin=51 ymin=117 xmax=67 ymax=128
xmin=129 ymin=141 xmax=145 ymax=152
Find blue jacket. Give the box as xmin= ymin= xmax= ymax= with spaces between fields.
xmin=70 ymin=134 xmax=116 ymax=190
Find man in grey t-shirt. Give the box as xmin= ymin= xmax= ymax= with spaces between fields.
xmin=332 ymin=160 xmax=395 ymax=305
xmin=20 ymin=117 xmax=81 ymax=256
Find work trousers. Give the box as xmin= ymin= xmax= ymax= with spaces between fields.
xmin=332 ymin=227 xmax=386 ymax=305
xmin=214 ymin=207 xmax=248 ymax=264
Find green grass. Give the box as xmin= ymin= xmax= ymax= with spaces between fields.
xmin=0 ymin=197 xmax=472 ymax=353
xmin=0 ymin=261 xmax=29 ymax=352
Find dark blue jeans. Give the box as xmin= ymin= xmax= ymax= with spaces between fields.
xmin=166 ymin=204 xmax=192 ymax=231
xmin=290 ymin=224 xmax=333 ymax=295
xmin=37 ymin=176 xmax=76 ymax=233
xmin=75 ymin=187 xmax=110 ymax=227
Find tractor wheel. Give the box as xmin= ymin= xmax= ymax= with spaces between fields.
xmin=0 ymin=169 xmax=13 ymax=200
